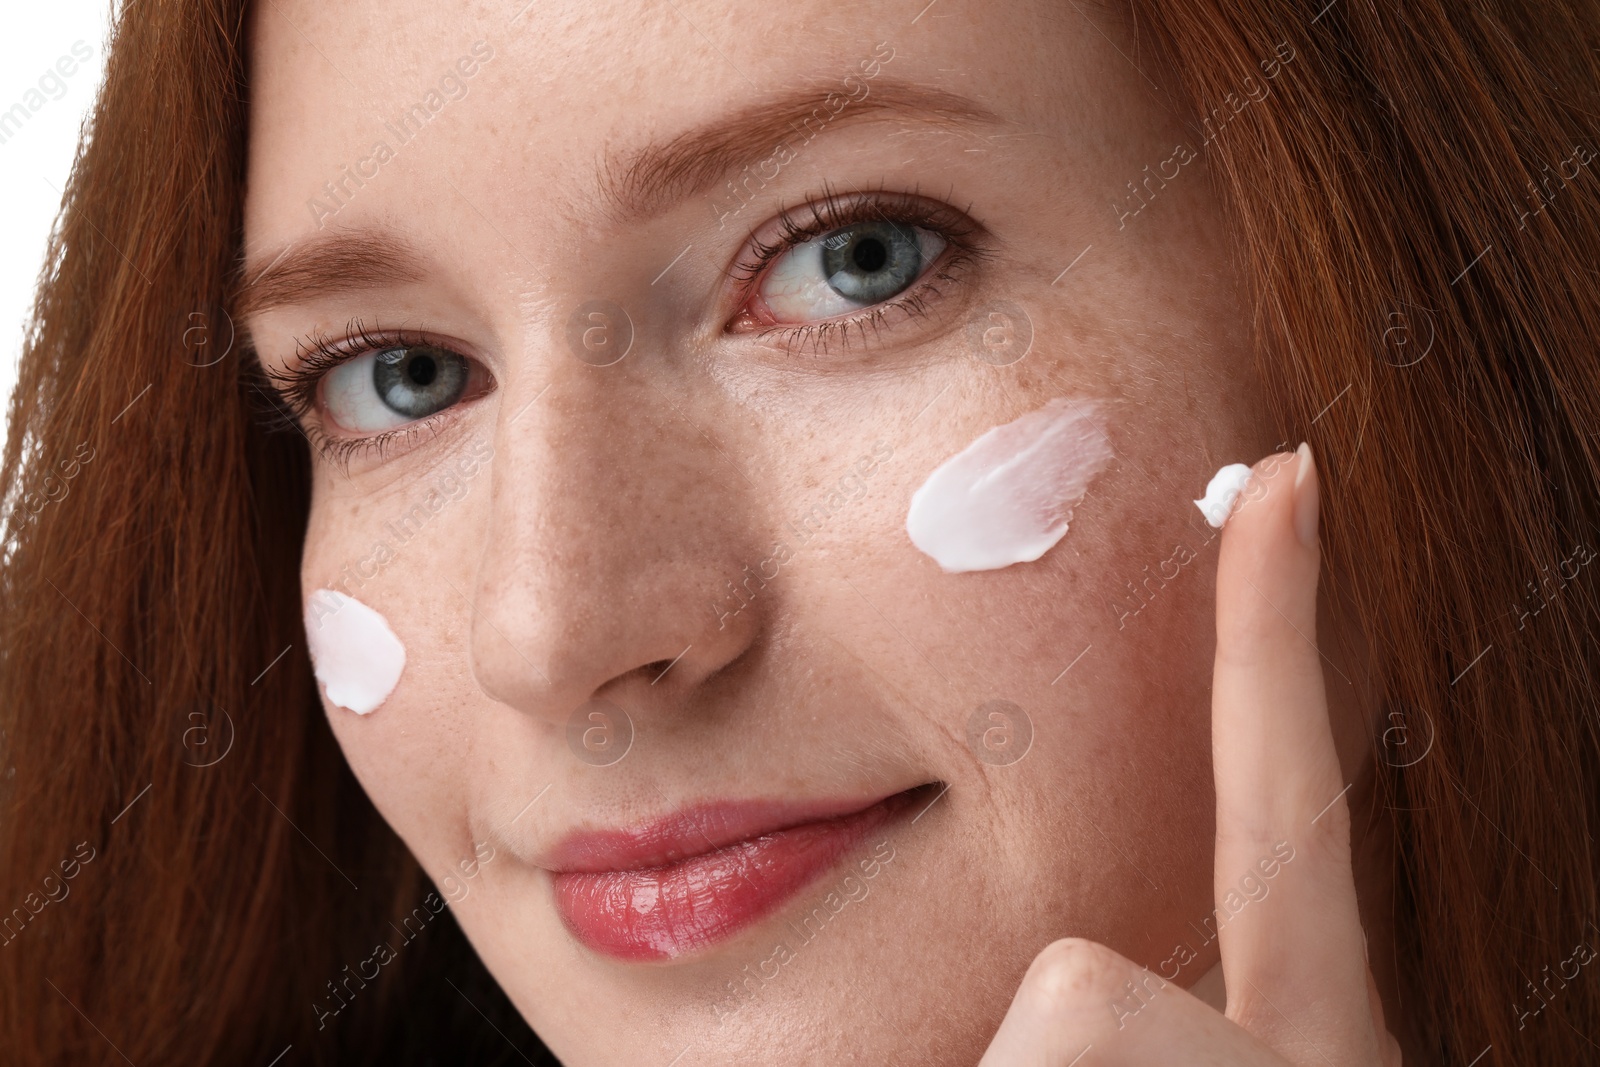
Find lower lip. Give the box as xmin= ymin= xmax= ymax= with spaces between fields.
xmin=552 ymin=791 xmax=918 ymax=961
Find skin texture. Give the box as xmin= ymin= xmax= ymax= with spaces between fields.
xmin=242 ymin=0 xmax=1394 ymax=1061
xmin=981 ymin=450 xmax=1402 ymax=1064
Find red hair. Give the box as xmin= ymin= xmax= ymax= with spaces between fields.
xmin=3 ymin=0 xmax=1598 ymax=1061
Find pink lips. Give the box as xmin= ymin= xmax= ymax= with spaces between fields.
xmin=545 ymin=788 xmax=927 ymax=961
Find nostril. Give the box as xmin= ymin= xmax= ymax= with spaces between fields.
xmin=633 ymin=652 xmax=695 ymax=687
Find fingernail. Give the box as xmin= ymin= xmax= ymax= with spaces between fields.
xmin=1292 ymin=442 xmax=1319 ymax=548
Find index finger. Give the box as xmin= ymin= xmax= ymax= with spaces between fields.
xmin=1208 ymin=444 xmax=1383 ymax=1064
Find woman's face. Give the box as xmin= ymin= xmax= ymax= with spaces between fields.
xmin=243 ymin=0 xmax=1349 ymax=1060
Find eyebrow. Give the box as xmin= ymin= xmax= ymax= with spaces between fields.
xmin=235 ymin=230 xmax=423 ymax=319
xmin=599 ymin=79 xmax=1005 ymax=221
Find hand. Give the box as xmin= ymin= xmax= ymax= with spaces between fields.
xmin=979 ymin=445 xmax=1404 ymax=1066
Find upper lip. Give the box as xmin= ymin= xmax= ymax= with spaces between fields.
xmin=539 ymin=787 xmax=926 ymax=874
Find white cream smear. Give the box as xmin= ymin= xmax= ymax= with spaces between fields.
xmin=304 ymin=589 xmax=407 ymax=715
xmin=906 ymin=397 xmax=1115 ymax=573
xmin=1193 ymin=463 xmax=1253 ymax=528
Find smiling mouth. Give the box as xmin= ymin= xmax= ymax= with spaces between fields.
xmin=547 ymin=782 xmax=941 ymax=961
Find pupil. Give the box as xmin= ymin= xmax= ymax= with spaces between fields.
xmin=820 ymin=221 xmax=922 ymax=305
xmin=852 ymin=238 xmax=888 ymax=273
xmin=373 ymin=344 xmax=469 ymax=420
xmin=407 ymin=355 xmax=437 ymax=386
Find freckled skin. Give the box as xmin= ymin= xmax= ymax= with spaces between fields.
xmin=242 ymin=1 xmax=1374 ymax=1063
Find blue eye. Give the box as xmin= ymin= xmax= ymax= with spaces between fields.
xmin=757 ymin=221 xmax=947 ymax=323
xmin=820 ymin=221 xmax=925 ymax=302
xmin=323 ymin=344 xmax=475 ymax=432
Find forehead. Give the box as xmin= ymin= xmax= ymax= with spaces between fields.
xmin=242 ymin=0 xmax=1143 ymax=269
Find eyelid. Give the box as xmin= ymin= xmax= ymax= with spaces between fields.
xmin=263 ymin=321 xmax=433 ymax=417
xmin=726 ymin=184 xmax=983 ymax=290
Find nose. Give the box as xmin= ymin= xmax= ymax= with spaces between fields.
xmin=467 ymin=360 xmax=761 ymax=724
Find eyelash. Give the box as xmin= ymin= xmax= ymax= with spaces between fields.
xmin=727 ymin=183 xmax=990 ymax=355
xmin=256 ymin=187 xmax=988 ymax=467
xmin=255 ymin=321 xmax=469 ymax=471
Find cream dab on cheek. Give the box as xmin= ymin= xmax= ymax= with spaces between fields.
xmin=303 ymin=589 xmax=407 ymax=716
xmin=906 ymin=397 xmax=1115 ymax=573
xmin=1193 ymin=463 xmax=1254 ymax=528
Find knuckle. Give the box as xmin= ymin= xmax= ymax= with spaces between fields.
xmin=1221 ymin=984 xmax=1275 ymax=1031
xmin=1297 ymin=793 xmax=1353 ymax=868
xmin=1022 ymin=938 xmax=1127 ymax=1014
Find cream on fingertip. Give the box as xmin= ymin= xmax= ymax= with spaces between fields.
xmin=1193 ymin=463 xmax=1253 ymax=528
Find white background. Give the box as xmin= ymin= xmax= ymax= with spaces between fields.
xmin=0 ymin=3 xmax=114 ymax=450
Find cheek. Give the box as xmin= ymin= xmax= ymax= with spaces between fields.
xmin=300 ymin=494 xmax=414 ymax=718
xmin=297 ymin=487 xmax=486 ymax=852
xmin=805 ymin=308 xmax=1242 ymax=944
xmin=986 ymin=544 xmax=1218 ymax=954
